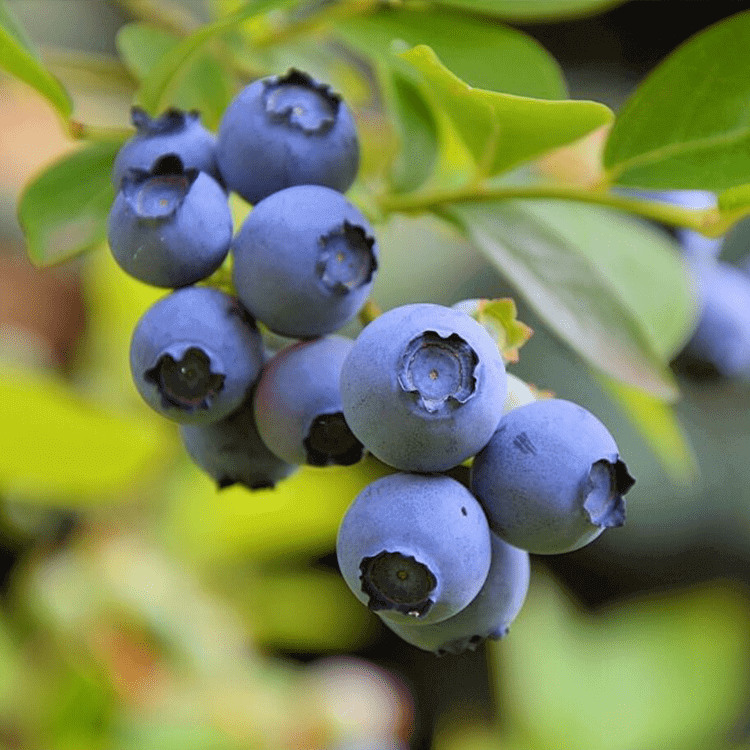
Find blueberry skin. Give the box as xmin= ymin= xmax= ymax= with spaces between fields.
xmin=471 ymin=399 xmax=634 ymax=554
xmin=382 ymin=533 xmax=530 ymax=655
xmin=232 ymin=185 xmax=378 ymax=338
xmin=130 ymin=287 xmax=264 ymax=425
xmin=108 ymin=157 xmax=232 ymax=288
xmin=336 ymin=473 xmax=492 ymax=626
xmin=112 ymin=107 xmax=220 ymax=191
xmin=216 ymin=69 xmax=359 ymax=205
xmin=683 ymin=259 xmax=750 ymax=378
xmin=253 ymin=336 xmax=364 ymax=466
xmin=340 ymin=303 xmax=507 ymax=472
xmin=179 ymin=394 xmax=297 ymax=491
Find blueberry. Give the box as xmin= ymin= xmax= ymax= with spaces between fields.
xmin=381 ymin=533 xmax=530 ymax=655
xmin=130 ymin=287 xmax=264 ymax=425
xmin=471 ymin=399 xmax=634 ymax=554
xmin=336 ymin=473 xmax=492 ymax=625
xmin=108 ymin=155 xmax=232 ymax=288
xmin=232 ymin=185 xmax=378 ymax=338
xmin=179 ymin=393 xmax=297 ymax=490
xmin=112 ymin=107 xmax=220 ymax=191
xmin=339 ymin=303 xmax=507 ymax=472
xmin=682 ymin=259 xmax=750 ymax=378
xmin=216 ymin=69 xmax=358 ymax=205
xmin=253 ymin=335 xmax=364 ymax=466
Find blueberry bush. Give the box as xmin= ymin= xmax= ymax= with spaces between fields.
xmin=2 ymin=1 xmax=750 ymax=749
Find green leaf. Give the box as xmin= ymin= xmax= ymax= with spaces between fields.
xmin=498 ymin=574 xmax=750 ymax=750
xmin=0 ymin=23 xmax=72 ymax=123
xmin=429 ymin=0 xmax=625 ymax=21
xmin=594 ymin=371 xmax=698 ymax=486
xmin=0 ymin=0 xmax=37 ymax=53
xmin=604 ymin=10 xmax=750 ymax=191
xmin=455 ymin=298 xmax=533 ymax=363
xmin=136 ymin=0 xmax=283 ymax=116
xmin=385 ymin=66 xmax=439 ymax=193
xmin=117 ymin=23 xmax=232 ymax=130
xmin=0 ymin=365 xmax=174 ymax=502
xmin=162 ymin=457 xmax=394 ymax=565
xmin=18 ymin=142 xmax=120 ymax=267
xmin=400 ymin=45 xmax=612 ymax=180
xmin=448 ymin=199 xmax=696 ymax=399
xmin=335 ymin=7 xmax=567 ymax=100
xmin=236 ymin=569 xmax=376 ymax=651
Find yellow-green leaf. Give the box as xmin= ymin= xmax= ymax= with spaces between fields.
xmin=399 ymin=45 xmax=612 ymax=179
xmin=0 ymin=365 xmax=174 ymax=502
xmin=161 ymin=457 xmax=394 ymax=565
xmin=594 ymin=370 xmax=698 ymax=486
xmin=0 ymin=23 xmax=71 ymax=124
xmin=498 ymin=573 xmax=750 ymax=750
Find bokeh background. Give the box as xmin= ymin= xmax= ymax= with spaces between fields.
xmin=2 ymin=1 xmax=750 ymax=749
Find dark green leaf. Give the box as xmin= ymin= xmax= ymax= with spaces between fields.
xmin=18 ymin=142 xmax=121 ymax=267
xmin=335 ymin=6 xmax=567 ymax=99
xmin=0 ymin=24 xmax=71 ymax=121
xmin=401 ymin=45 xmax=612 ymax=180
xmin=448 ymin=199 xmax=695 ymax=399
xmin=429 ymin=0 xmax=625 ymax=21
xmin=604 ymin=10 xmax=750 ymax=191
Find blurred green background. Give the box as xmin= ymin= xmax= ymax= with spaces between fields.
xmin=2 ymin=2 xmax=750 ymax=749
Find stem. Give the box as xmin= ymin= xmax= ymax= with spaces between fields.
xmin=70 ymin=121 xmax=132 ymax=142
xmin=378 ymin=182 xmax=725 ymax=237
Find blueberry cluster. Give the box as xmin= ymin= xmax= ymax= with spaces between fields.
xmin=108 ymin=69 xmax=635 ymax=656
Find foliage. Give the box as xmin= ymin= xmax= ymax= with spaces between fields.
xmin=1 ymin=0 xmax=749 ymax=748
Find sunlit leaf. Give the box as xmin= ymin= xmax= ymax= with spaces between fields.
xmin=0 ymin=365 xmax=174 ymax=502
xmin=162 ymin=457 xmax=394 ymax=565
xmin=400 ymin=46 xmax=612 ymax=179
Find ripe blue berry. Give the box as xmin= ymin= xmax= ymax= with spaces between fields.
xmin=232 ymin=185 xmax=378 ymax=338
xmin=340 ymin=303 xmax=507 ymax=472
xmin=253 ymin=336 xmax=364 ymax=466
xmin=130 ymin=287 xmax=264 ymax=425
xmin=179 ymin=394 xmax=297 ymax=491
xmin=112 ymin=107 xmax=220 ymax=191
xmin=108 ymin=155 xmax=232 ymax=288
xmin=471 ymin=399 xmax=634 ymax=554
xmin=336 ymin=473 xmax=492 ymax=625
xmin=683 ymin=259 xmax=750 ymax=378
xmin=216 ymin=69 xmax=359 ymax=205
xmin=381 ymin=533 xmax=530 ymax=655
